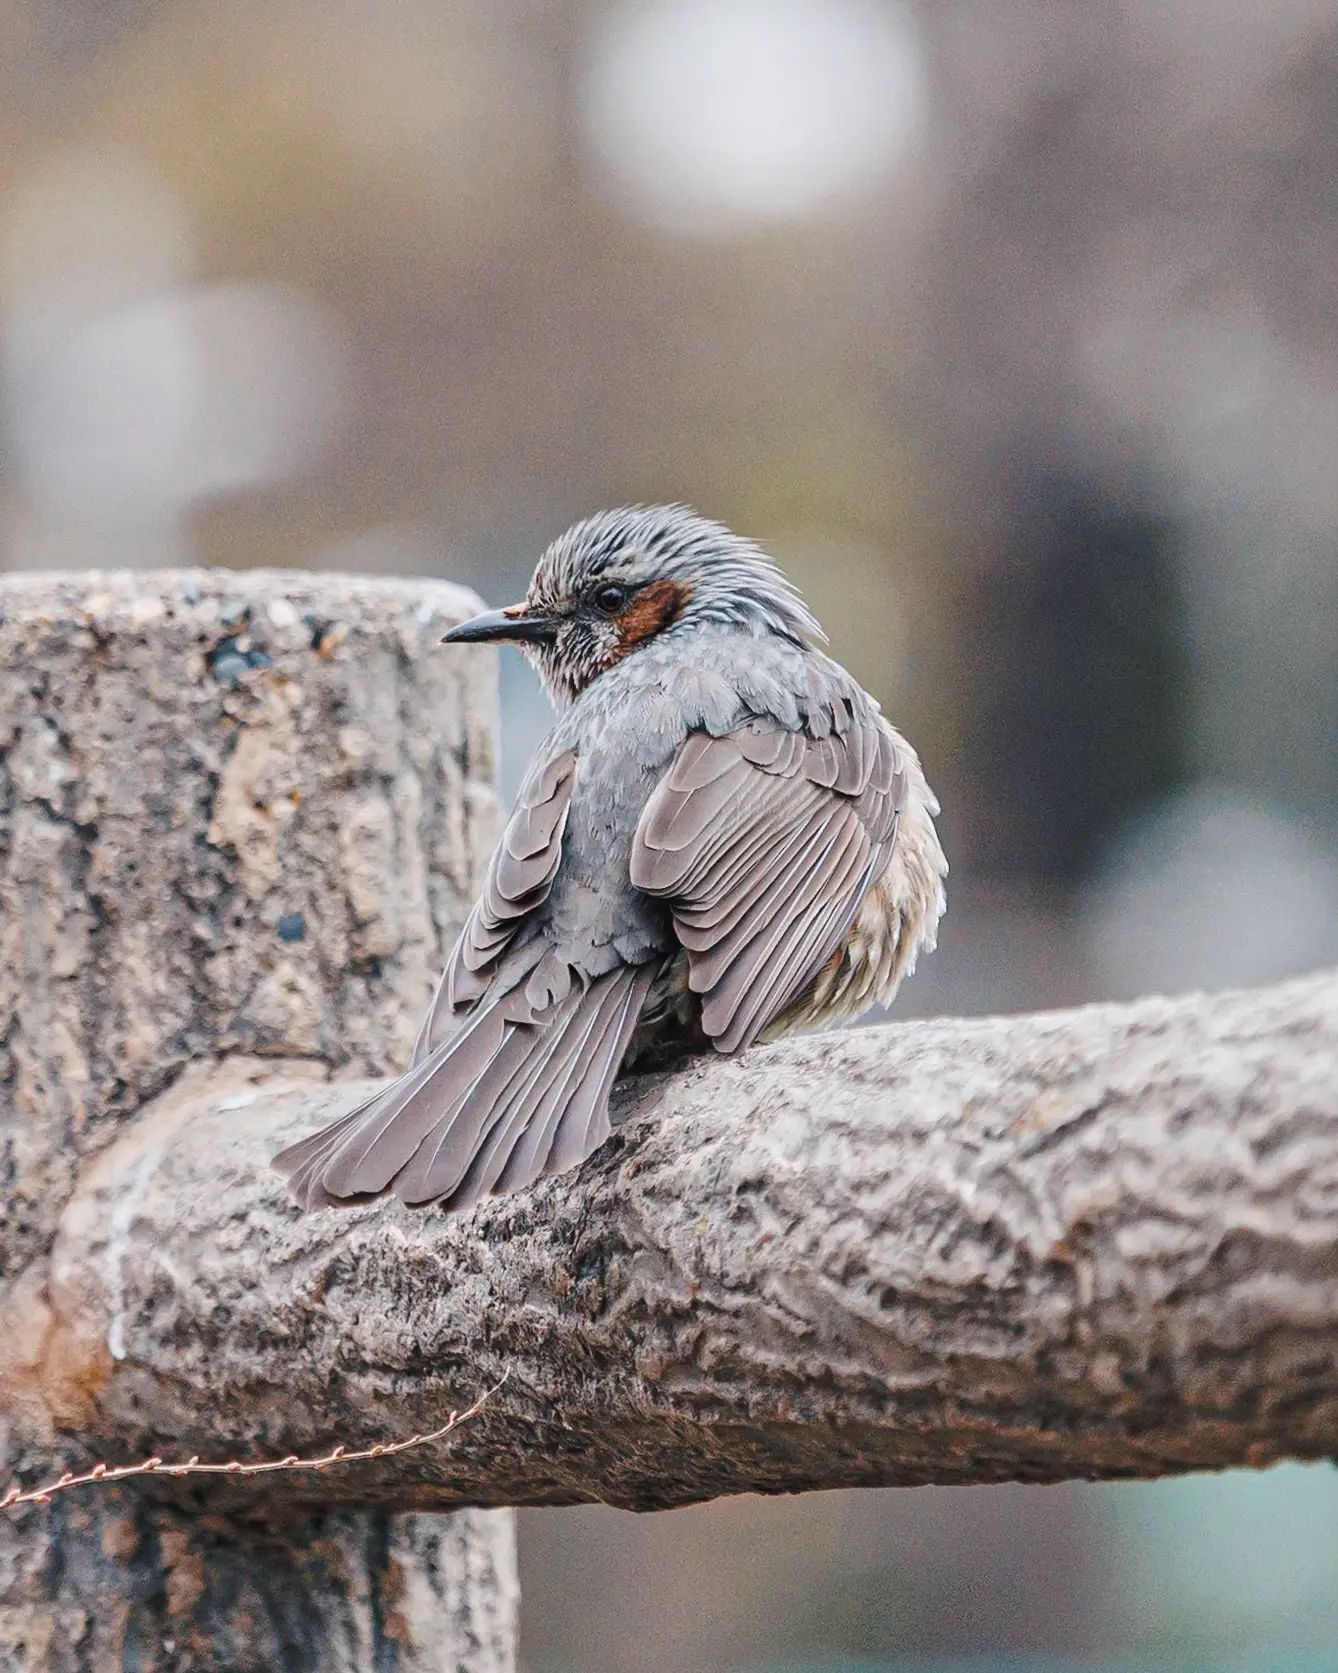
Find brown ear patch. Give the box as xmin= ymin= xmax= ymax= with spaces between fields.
xmin=617 ymin=579 xmax=692 ymax=651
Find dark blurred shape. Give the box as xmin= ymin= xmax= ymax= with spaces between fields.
xmin=963 ymin=473 xmax=1188 ymax=884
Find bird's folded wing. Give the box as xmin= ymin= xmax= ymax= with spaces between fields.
xmin=273 ymin=738 xmax=672 ymax=1211
xmin=410 ymin=746 xmax=577 ymax=1065
xmin=630 ymin=712 xmax=907 ymax=1053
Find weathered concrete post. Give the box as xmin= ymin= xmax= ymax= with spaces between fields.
xmin=0 ymin=568 xmax=517 ymax=1672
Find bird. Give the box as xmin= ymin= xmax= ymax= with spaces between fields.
xmin=274 ymin=505 xmax=946 ymax=1214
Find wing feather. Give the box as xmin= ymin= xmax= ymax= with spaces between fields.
xmin=411 ymin=748 xmax=576 ymax=1064
xmin=643 ymin=761 xmax=751 ymax=853
xmin=630 ymin=769 xmax=811 ymax=896
xmin=668 ymin=731 xmax=737 ymax=791
xmin=694 ymin=816 xmax=865 ymax=1043
xmin=803 ymin=735 xmax=842 ymax=788
xmin=735 ymin=721 xmax=807 ymax=775
xmin=668 ymin=786 xmax=816 ymax=930
xmin=705 ymin=828 xmax=874 ymax=1053
xmin=633 ymin=710 xmax=906 ymax=1053
xmin=683 ymin=807 xmax=838 ymax=984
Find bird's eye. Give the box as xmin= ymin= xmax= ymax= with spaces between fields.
xmin=592 ymin=583 xmax=629 ymax=614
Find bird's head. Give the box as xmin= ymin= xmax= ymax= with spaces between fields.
xmin=441 ymin=505 xmax=824 ymax=705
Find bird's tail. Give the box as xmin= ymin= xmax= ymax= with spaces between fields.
xmin=273 ymin=959 xmax=658 ymax=1212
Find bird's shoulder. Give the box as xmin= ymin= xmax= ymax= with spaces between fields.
xmin=562 ymin=628 xmax=873 ymax=746
xmin=516 ymin=634 xmax=888 ymax=859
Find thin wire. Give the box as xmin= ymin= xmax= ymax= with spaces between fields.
xmin=2 ymin=1376 xmax=505 ymax=1510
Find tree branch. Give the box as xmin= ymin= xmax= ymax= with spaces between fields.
xmin=30 ymin=964 xmax=1338 ymax=1515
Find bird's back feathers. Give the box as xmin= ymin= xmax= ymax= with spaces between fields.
xmin=274 ymin=617 xmax=943 ymax=1213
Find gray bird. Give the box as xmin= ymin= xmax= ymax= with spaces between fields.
xmin=274 ymin=506 xmax=946 ymax=1213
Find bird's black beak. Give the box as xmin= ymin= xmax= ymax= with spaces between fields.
xmin=440 ymin=605 xmax=558 ymax=646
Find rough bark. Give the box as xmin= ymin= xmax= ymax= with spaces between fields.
xmin=0 ymin=569 xmax=516 ymax=1672
xmin=26 ymin=963 xmax=1338 ymax=1517
xmin=0 ymin=1497 xmax=516 ymax=1673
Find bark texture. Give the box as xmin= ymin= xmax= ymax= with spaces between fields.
xmin=28 ymin=964 xmax=1338 ymax=1516
xmin=0 ymin=568 xmax=516 ymax=1672
xmin=0 ymin=1497 xmax=516 ymax=1673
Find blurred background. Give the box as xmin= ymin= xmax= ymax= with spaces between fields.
xmin=3 ymin=0 xmax=1337 ymax=1667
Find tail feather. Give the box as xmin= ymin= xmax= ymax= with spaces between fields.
xmin=544 ymin=964 xmax=654 ymax=1175
xmin=271 ymin=1102 xmax=375 ymax=1189
xmin=491 ymin=963 xmax=651 ymax=1198
xmin=434 ymin=977 xmax=615 ymax=1211
xmin=272 ymin=958 xmax=659 ymax=1212
xmin=392 ymin=989 xmax=583 ymax=1205
xmin=316 ymin=998 xmax=513 ymax=1199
